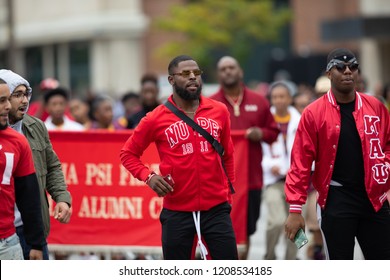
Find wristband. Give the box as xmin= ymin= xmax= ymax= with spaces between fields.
xmin=289 ymin=204 xmax=302 ymax=213
xmin=145 ymin=172 xmax=157 ymax=185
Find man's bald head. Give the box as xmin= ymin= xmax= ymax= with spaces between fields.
xmin=216 ymin=56 xmax=243 ymax=89
xmin=217 ymin=56 xmax=240 ymax=69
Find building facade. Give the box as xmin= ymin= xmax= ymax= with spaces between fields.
xmin=0 ymin=0 xmax=149 ymax=98
xmin=292 ymin=0 xmax=390 ymax=92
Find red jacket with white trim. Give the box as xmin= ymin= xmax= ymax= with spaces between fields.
xmin=120 ymin=95 xmax=235 ymax=212
xmin=285 ymin=91 xmax=390 ymax=213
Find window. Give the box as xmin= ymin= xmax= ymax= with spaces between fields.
xmin=69 ymin=42 xmax=90 ymax=97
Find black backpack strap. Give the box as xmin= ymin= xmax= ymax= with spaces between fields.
xmin=164 ymin=100 xmax=235 ymax=194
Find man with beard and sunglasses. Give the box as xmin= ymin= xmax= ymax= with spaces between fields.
xmin=0 ymin=78 xmax=45 ymax=260
xmin=284 ymin=48 xmax=390 ymax=259
xmin=121 ymin=55 xmax=238 ymax=260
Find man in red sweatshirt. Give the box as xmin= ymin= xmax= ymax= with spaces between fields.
xmin=120 ymin=55 xmax=238 ymax=260
xmin=210 ymin=56 xmax=279 ymax=259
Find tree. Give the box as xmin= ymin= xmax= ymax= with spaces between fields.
xmin=154 ymin=0 xmax=292 ymax=73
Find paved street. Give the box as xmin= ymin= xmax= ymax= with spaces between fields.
xmin=247 ymin=202 xmax=308 ymax=260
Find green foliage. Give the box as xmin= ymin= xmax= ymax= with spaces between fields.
xmin=154 ymin=0 xmax=292 ymax=68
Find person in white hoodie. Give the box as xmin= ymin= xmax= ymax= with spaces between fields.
xmin=262 ymin=81 xmax=301 ymax=259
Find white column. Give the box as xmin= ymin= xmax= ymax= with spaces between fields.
xmin=90 ymin=40 xmax=110 ymax=94
xmin=108 ymin=39 xmax=143 ymax=98
xmin=90 ymin=38 xmax=144 ymax=99
xmin=360 ymin=39 xmax=381 ymax=93
xmin=12 ymin=48 xmax=25 ymax=77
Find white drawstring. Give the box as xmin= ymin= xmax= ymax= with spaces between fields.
xmin=192 ymin=211 xmax=208 ymax=260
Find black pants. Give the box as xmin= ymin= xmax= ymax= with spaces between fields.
xmin=16 ymin=225 xmax=49 ymax=260
xmin=247 ymin=189 xmax=262 ymax=236
xmin=321 ymin=201 xmax=390 ymax=260
xmin=160 ymin=202 xmax=238 ymax=260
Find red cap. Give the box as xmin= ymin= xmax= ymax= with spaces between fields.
xmin=40 ymin=78 xmax=59 ymax=91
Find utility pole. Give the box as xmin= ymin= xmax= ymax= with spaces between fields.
xmin=6 ymin=0 xmax=16 ymax=70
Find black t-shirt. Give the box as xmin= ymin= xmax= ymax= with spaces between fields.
xmin=332 ymin=100 xmax=364 ymax=186
xmin=326 ymin=100 xmax=373 ymax=216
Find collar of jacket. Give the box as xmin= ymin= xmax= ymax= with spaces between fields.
xmin=167 ymin=95 xmax=214 ymax=112
xmin=326 ymin=90 xmax=363 ymax=110
xmin=21 ymin=115 xmax=38 ymax=139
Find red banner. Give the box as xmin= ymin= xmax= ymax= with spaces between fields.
xmin=47 ymin=130 xmax=248 ymax=252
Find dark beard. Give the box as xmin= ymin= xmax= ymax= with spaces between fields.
xmin=174 ymin=83 xmax=202 ymax=101
xmin=0 ymin=123 xmax=8 ymax=130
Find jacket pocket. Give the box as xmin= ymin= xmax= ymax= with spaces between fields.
xmin=29 ymin=140 xmax=48 ymax=177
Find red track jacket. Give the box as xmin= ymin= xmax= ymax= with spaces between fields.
xmin=120 ymin=95 xmax=235 ymax=212
xmin=210 ymin=86 xmax=279 ymax=190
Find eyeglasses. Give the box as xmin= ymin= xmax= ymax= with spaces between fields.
xmin=326 ymin=58 xmax=359 ymax=72
xmin=11 ymin=90 xmax=32 ymax=100
xmin=333 ymin=62 xmax=359 ymax=73
xmin=171 ymin=69 xmax=203 ymax=78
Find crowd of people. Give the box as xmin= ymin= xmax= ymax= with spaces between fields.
xmin=0 ymin=47 xmax=389 ymax=260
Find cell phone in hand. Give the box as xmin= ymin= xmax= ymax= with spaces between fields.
xmin=294 ymin=228 xmax=308 ymax=249
xmin=163 ymin=174 xmax=175 ymax=187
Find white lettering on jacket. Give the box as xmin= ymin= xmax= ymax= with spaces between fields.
xmin=244 ymin=104 xmax=258 ymax=112
xmin=364 ymin=114 xmax=388 ymax=184
xmin=364 ymin=115 xmax=380 ymax=136
xmin=164 ymin=118 xmax=220 ymax=148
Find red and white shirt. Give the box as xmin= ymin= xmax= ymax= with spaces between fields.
xmin=0 ymin=127 xmax=36 ymax=238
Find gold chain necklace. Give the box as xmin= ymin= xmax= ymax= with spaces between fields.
xmin=225 ymin=92 xmax=243 ymax=117
xmin=178 ymin=101 xmax=199 ymax=115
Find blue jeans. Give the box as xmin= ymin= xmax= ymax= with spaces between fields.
xmin=16 ymin=225 xmax=49 ymax=260
xmin=0 ymin=233 xmax=24 ymax=260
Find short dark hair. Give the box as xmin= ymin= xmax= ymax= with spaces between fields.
xmin=43 ymin=87 xmax=69 ymax=104
xmin=121 ymin=91 xmax=139 ymax=104
xmin=89 ymin=94 xmax=112 ymax=121
xmin=168 ymin=55 xmax=194 ymax=75
xmin=140 ymin=73 xmax=158 ymax=86
xmin=0 ymin=78 xmax=6 ymax=85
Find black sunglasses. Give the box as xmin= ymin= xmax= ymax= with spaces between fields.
xmin=334 ymin=62 xmax=359 ymax=73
